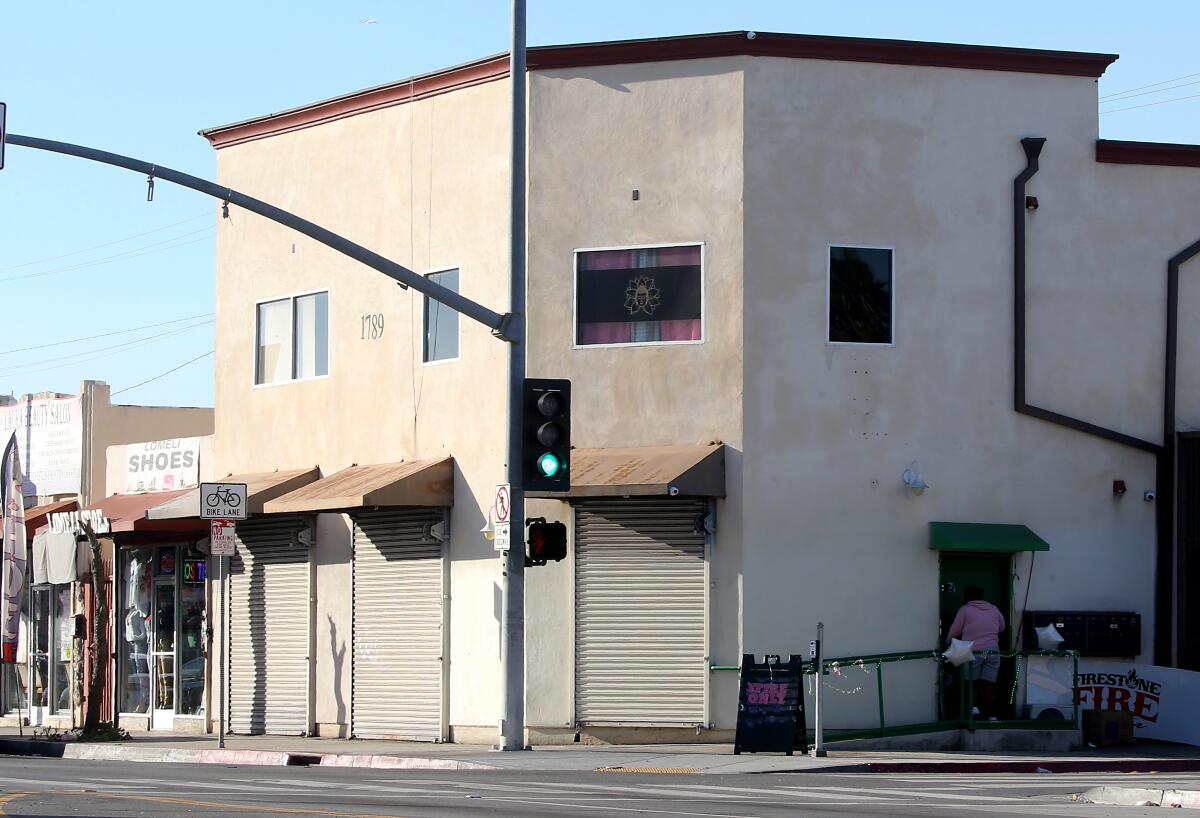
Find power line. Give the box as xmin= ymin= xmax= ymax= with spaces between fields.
xmin=1099 ymin=78 xmax=1200 ymax=104
xmin=0 ymin=312 xmax=215 ymax=356
xmin=1101 ymin=71 xmax=1200 ymax=100
xmin=0 ymin=320 xmax=213 ymax=377
xmin=0 ymin=230 xmax=215 ymax=284
xmin=111 ymin=350 xmax=214 ymax=397
xmin=0 ymin=212 xmax=211 ymax=272
xmin=1101 ymin=91 xmax=1200 ymax=114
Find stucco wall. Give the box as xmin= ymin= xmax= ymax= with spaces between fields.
xmin=86 ymin=381 xmax=214 ymax=504
xmin=742 ymin=55 xmax=1200 ymax=728
xmin=212 ymin=78 xmax=512 ymax=733
xmin=525 ymin=57 xmax=746 ymax=731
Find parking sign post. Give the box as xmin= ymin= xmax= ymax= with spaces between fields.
xmin=201 ymin=483 xmax=247 ymax=749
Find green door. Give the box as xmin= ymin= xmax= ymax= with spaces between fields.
xmin=938 ymin=552 xmax=1013 ymax=720
xmin=938 ymin=553 xmax=1013 ymax=646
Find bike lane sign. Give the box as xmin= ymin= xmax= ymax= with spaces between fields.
xmin=201 ymin=482 xmax=248 ymax=520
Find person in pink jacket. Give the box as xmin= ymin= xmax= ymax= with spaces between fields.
xmin=947 ymin=586 xmax=1006 ymax=719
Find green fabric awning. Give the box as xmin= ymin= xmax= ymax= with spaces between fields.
xmin=929 ymin=521 xmax=1050 ymax=553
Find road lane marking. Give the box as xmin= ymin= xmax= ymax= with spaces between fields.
xmin=0 ymin=793 xmax=27 ymax=815
xmin=84 ymin=792 xmax=420 ymax=818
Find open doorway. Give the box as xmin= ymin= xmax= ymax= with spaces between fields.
xmin=939 ymin=552 xmax=1013 ymax=720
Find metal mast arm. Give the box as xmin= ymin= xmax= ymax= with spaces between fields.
xmin=3 ymin=133 xmax=512 ymax=337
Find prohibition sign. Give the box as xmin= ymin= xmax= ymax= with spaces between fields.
xmin=495 ymin=484 xmax=511 ymax=524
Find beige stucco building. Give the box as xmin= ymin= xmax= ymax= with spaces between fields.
xmin=189 ymin=32 xmax=1200 ymax=744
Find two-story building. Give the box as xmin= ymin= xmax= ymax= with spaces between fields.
xmin=193 ymin=31 xmax=1200 ymax=744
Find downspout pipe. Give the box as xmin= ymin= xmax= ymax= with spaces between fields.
xmin=1013 ymin=137 xmax=1170 ymax=663
xmin=1013 ymin=137 xmax=1160 ymax=454
xmin=1162 ymin=235 xmax=1200 ymax=664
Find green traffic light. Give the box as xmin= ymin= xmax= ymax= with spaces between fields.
xmin=536 ymin=452 xmax=561 ymax=478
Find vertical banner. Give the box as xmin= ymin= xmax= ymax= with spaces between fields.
xmin=0 ymin=432 xmax=28 ymax=664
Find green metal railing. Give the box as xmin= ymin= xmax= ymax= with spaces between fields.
xmin=712 ymin=648 xmax=1079 ymax=743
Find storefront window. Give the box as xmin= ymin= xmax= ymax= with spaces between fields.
xmin=118 ymin=544 xmax=205 ymax=720
xmin=179 ymin=559 xmax=205 ymax=715
xmin=3 ymin=583 xmax=73 ymax=718
xmin=53 ymin=586 xmax=71 ymax=713
xmin=120 ymin=547 xmax=153 ymax=714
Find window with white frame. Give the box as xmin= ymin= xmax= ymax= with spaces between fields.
xmin=423 ymin=269 xmax=460 ymax=362
xmin=255 ymin=291 xmax=329 ymax=385
xmin=828 ymin=246 xmax=894 ymax=344
xmin=575 ymin=244 xmax=703 ymax=346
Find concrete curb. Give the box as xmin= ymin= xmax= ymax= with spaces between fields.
xmin=318 ymin=754 xmax=495 ymax=771
xmin=1068 ymin=786 xmax=1200 ymax=808
xmin=0 ymin=737 xmax=496 ymax=771
xmin=787 ymin=758 xmax=1200 ymax=775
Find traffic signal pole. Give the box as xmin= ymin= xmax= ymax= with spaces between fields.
xmin=498 ymin=0 xmax=528 ymax=752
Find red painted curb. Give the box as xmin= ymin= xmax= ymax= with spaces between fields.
xmin=784 ymin=759 xmax=1200 ymax=774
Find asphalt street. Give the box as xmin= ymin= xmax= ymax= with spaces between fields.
xmin=0 ymin=756 xmax=1191 ymax=817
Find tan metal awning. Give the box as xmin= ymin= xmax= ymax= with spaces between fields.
xmin=146 ymin=467 xmax=321 ymax=519
xmin=263 ymin=458 xmax=454 ymax=513
xmin=527 ymin=443 xmax=724 ymax=499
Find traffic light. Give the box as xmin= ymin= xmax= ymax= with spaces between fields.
xmin=522 ymin=378 xmax=570 ymax=492
xmin=526 ymin=517 xmax=567 ymax=566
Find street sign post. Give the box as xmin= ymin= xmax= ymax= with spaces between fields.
xmin=0 ymin=102 xmax=6 ymax=170
xmin=199 ymin=482 xmax=246 ymax=752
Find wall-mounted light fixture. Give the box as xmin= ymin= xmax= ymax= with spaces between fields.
xmin=1025 ymin=195 xmax=1039 ymax=210
xmin=902 ymin=461 xmax=930 ymax=496
xmin=1113 ymin=480 xmax=1127 ymax=497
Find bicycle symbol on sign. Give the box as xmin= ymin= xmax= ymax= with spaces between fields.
xmin=206 ymin=485 xmax=243 ymax=508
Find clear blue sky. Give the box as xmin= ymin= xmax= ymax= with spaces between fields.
xmin=0 ymin=1 xmax=1194 ymax=408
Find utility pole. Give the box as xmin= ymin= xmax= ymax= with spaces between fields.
xmin=497 ymin=0 xmax=528 ymax=752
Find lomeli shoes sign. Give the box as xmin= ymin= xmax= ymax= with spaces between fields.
xmin=118 ymin=437 xmax=201 ymax=494
xmin=1077 ymin=660 xmax=1200 ymax=746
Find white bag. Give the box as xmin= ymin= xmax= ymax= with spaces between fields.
xmin=1035 ymin=624 xmax=1065 ymax=651
xmin=943 ymin=638 xmax=976 ymax=667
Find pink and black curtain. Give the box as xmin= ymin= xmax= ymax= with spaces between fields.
xmin=576 ymin=245 xmax=702 ymax=346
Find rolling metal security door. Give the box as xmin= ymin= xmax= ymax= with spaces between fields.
xmin=575 ymin=499 xmax=707 ymax=725
xmin=351 ymin=508 xmax=445 ymax=740
xmin=228 ymin=516 xmax=310 ymax=735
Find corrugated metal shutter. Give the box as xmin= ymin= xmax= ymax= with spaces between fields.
xmin=228 ymin=516 xmax=310 ymax=735
xmin=575 ymin=499 xmax=707 ymax=726
xmin=351 ymin=508 xmax=445 ymax=740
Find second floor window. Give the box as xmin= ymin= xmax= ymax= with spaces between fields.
xmin=255 ymin=290 xmax=329 ymax=385
xmin=423 ymin=268 xmax=460 ymax=363
xmin=828 ymin=246 xmax=894 ymax=345
xmin=575 ymin=244 xmax=703 ymax=346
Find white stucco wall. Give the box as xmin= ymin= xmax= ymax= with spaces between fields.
xmin=741 ymin=55 xmax=1200 ymax=728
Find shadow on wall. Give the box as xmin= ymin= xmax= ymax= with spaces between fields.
xmin=328 ymin=615 xmax=346 ymax=726
xmin=248 ymin=556 xmax=268 ymax=734
xmin=545 ymin=59 xmax=740 ymax=93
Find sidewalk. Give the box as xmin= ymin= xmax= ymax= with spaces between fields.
xmin=1 ymin=730 xmax=1199 ymax=775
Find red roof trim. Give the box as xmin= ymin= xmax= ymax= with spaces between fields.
xmin=202 ymin=31 xmax=1117 ymax=150
xmin=527 ymin=31 xmax=1116 ymax=77
xmin=202 ymin=55 xmax=510 ymax=149
xmin=1096 ymin=139 xmax=1200 ymax=169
